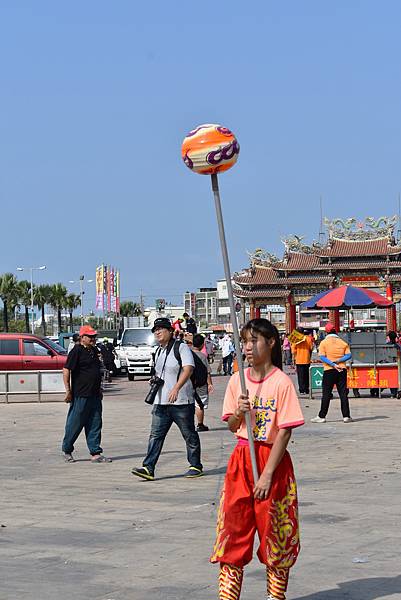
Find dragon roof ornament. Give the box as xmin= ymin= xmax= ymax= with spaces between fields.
xmin=324 ymin=216 xmax=398 ymax=241
xmin=281 ymin=235 xmax=323 ymax=254
xmin=247 ymin=248 xmax=279 ymax=267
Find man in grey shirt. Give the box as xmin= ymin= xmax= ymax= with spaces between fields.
xmin=131 ymin=318 xmax=203 ymax=480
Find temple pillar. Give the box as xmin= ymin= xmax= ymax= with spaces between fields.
xmin=285 ymin=294 xmax=296 ymax=333
xmin=255 ymin=306 xmax=261 ymax=319
xmin=329 ymin=309 xmax=340 ymax=331
xmin=386 ymin=283 xmax=397 ymax=331
xmin=250 ymin=300 xmax=256 ymax=320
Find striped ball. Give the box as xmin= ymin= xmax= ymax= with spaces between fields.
xmin=182 ymin=123 xmax=240 ymax=175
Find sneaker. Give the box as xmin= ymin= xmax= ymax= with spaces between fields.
xmin=197 ymin=423 xmax=209 ymax=432
xmin=64 ymin=453 xmax=75 ymax=463
xmin=131 ymin=466 xmax=154 ymax=481
xmin=343 ymin=417 xmax=353 ymax=423
xmin=185 ymin=466 xmax=203 ymax=478
xmin=310 ymin=416 xmax=326 ymax=423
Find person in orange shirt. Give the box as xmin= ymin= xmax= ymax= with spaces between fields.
xmin=311 ymin=323 xmax=352 ymax=423
xmin=210 ymin=318 xmax=304 ymax=600
xmin=291 ymin=328 xmax=313 ymax=395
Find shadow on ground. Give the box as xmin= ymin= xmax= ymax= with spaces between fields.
xmin=293 ymin=574 xmax=401 ymax=600
xmin=153 ymin=466 xmax=227 ymax=481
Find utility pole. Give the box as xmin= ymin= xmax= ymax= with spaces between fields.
xmin=318 ymin=195 xmax=325 ymax=245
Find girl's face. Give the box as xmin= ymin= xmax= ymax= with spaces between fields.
xmin=242 ymin=330 xmax=274 ymax=366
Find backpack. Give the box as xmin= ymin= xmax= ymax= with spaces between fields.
xmin=173 ymin=341 xmax=208 ymax=389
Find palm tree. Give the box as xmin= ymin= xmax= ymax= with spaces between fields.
xmin=120 ymin=301 xmax=135 ymax=317
xmin=49 ymin=283 xmax=68 ymax=334
xmin=34 ymin=284 xmax=52 ymax=335
xmin=17 ymin=280 xmax=32 ymax=332
xmin=120 ymin=301 xmax=142 ymax=317
xmin=0 ymin=273 xmax=19 ymax=332
xmin=64 ymin=293 xmax=81 ymax=330
xmin=133 ymin=303 xmax=142 ymax=317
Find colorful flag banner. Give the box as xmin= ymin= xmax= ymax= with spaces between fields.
xmin=96 ymin=265 xmax=104 ymax=310
xmin=116 ymin=270 xmax=120 ymax=313
xmin=96 ymin=264 xmax=120 ymax=314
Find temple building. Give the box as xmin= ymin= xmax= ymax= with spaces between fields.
xmin=233 ymin=216 xmax=401 ymax=333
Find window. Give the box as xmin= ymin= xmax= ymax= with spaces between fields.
xmin=0 ymin=339 xmax=19 ymax=355
xmin=23 ymin=341 xmax=50 ymax=356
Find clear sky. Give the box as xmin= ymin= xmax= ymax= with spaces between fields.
xmin=2 ymin=1 xmax=401 ymax=309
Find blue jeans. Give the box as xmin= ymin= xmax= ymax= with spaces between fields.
xmin=62 ymin=396 xmax=103 ymax=456
xmin=143 ymin=403 xmax=202 ymax=473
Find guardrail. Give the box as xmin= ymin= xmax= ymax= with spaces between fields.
xmin=0 ymin=370 xmax=65 ymax=403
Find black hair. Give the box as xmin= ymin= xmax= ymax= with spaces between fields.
xmin=72 ymin=333 xmax=79 ymax=342
xmin=241 ymin=318 xmax=283 ymax=370
xmin=192 ymin=333 xmax=205 ymax=349
xmin=388 ymin=330 xmax=397 ymax=343
xmin=183 ymin=312 xmax=189 ymax=318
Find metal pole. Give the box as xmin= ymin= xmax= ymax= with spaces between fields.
xmin=30 ymin=268 xmax=34 ymax=334
xmin=80 ymin=277 xmax=84 ymax=326
xmin=211 ymin=173 xmax=258 ymax=482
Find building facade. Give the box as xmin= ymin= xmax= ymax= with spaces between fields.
xmin=233 ymin=216 xmax=401 ymax=333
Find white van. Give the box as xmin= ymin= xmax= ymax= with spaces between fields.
xmin=118 ymin=328 xmax=158 ymax=381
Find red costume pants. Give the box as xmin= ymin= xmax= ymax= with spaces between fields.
xmin=211 ymin=440 xmax=300 ymax=598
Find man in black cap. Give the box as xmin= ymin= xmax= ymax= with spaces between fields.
xmin=183 ymin=312 xmax=197 ymax=335
xmin=131 ymin=317 xmax=203 ymax=480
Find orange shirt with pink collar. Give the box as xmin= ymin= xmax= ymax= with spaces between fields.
xmin=222 ymin=368 xmax=304 ymax=444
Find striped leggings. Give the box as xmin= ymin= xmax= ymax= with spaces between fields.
xmin=219 ymin=563 xmax=289 ymax=600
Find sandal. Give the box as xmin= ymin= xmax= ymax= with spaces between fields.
xmin=64 ymin=453 xmax=75 ymax=463
xmin=91 ymin=455 xmax=112 ymax=463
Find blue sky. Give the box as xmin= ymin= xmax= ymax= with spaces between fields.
xmin=2 ymin=1 xmax=401 ymax=309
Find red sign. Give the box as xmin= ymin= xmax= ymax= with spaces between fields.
xmin=341 ymin=276 xmax=379 ymax=283
xmin=347 ymin=365 xmax=398 ymax=388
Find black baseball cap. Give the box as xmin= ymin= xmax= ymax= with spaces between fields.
xmin=151 ymin=318 xmax=173 ymax=333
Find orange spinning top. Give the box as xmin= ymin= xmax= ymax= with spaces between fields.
xmin=181 ymin=123 xmax=240 ymax=175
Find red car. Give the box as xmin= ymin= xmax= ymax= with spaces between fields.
xmin=0 ymin=333 xmax=68 ymax=370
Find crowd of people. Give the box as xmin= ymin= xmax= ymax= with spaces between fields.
xmin=61 ymin=316 xmax=304 ymax=599
xmin=61 ymin=315 xmax=401 ymax=599
xmin=282 ymin=324 xmax=401 ymax=423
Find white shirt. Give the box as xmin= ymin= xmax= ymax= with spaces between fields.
xmin=154 ymin=342 xmax=195 ymax=405
xmin=221 ymin=337 xmax=234 ymax=358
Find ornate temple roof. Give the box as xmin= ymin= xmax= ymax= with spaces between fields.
xmin=234 ymin=216 xmax=401 ymax=292
xmin=316 ymin=238 xmax=401 ymax=257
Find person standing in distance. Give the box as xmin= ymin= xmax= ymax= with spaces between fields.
xmin=183 ymin=312 xmax=197 ymax=335
xmin=131 ymin=318 xmax=203 ymax=480
xmin=311 ymin=323 xmax=353 ymax=423
xmin=291 ymin=328 xmax=313 ymax=395
xmin=62 ymin=325 xmax=112 ymax=463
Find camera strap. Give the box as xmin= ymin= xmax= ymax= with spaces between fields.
xmin=155 ymin=339 xmax=175 ymax=379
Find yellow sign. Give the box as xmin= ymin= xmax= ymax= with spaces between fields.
xmin=288 ymin=329 xmax=305 ymax=344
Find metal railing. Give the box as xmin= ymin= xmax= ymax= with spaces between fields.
xmin=0 ymin=370 xmax=65 ymax=403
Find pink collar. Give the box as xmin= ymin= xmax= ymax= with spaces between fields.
xmin=246 ymin=366 xmax=278 ymax=384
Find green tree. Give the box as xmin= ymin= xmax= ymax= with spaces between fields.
xmin=64 ymin=293 xmax=81 ymax=331
xmin=49 ymin=283 xmax=68 ymax=334
xmin=17 ymin=280 xmax=32 ymax=332
xmin=120 ymin=301 xmax=142 ymax=317
xmin=0 ymin=273 xmax=19 ymax=332
xmin=34 ymin=284 xmax=52 ymax=336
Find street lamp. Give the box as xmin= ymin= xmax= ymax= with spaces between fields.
xmin=16 ymin=265 xmax=46 ymax=334
xmin=69 ymin=275 xmax=94 ymax=326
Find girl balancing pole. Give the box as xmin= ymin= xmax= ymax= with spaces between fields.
xmin=211 ymin=319 xmax=305 ymax=600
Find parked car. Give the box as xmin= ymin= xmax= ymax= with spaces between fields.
xmin=117 ymin=327 xmax=158 ymax=381
xmin=0 ymin=333 xmax=68 ymax=370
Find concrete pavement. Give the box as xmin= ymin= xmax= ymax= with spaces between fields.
xmin=1 ymin=370 xmax=401 ymax=599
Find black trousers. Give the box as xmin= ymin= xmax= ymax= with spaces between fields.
xmin=296 ymin=364 xmax=310 ymax=393
xmin=319 ymin=368 xmax=350 ymax=418
xmin=223 ymin=354 xmax=233 ymax=375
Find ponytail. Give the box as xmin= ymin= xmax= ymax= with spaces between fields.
xmin=241 ymin=318 xmax=283 ymax=371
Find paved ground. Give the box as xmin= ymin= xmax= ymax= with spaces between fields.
xmin=1 ymin=368 xmax=401 ymax=600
